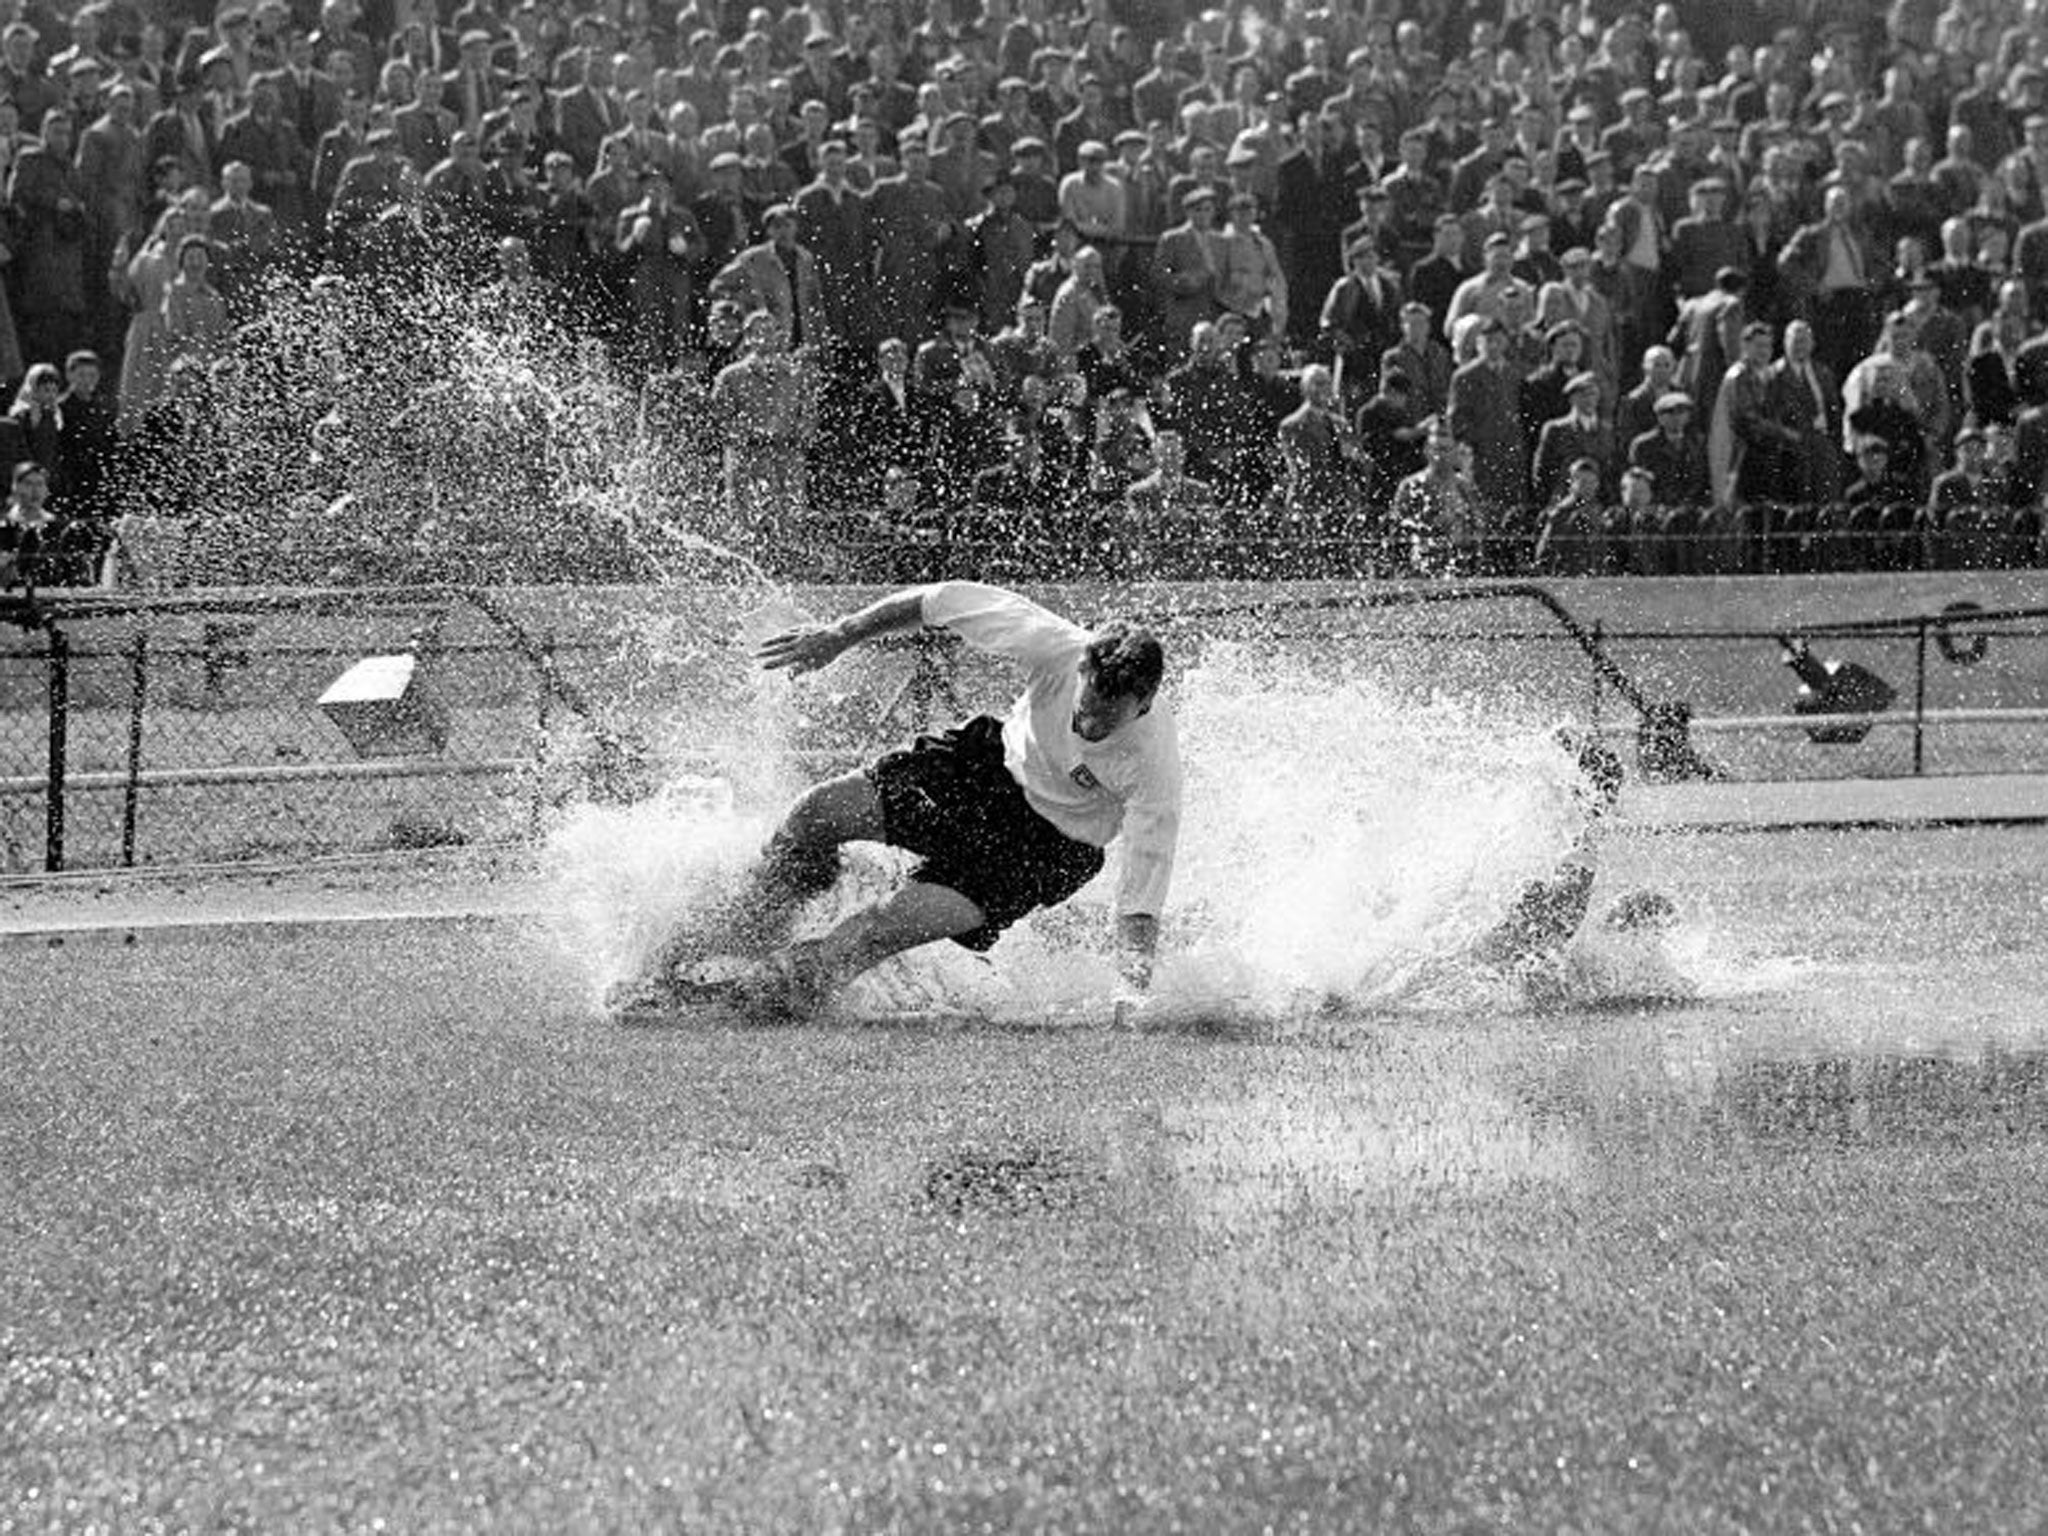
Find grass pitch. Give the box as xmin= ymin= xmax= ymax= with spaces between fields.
xmin=6 ymin=830 xmax=2048 ymax=1532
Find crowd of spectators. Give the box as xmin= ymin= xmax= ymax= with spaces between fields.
xmin=5 ymin=0 xmax=2048 ymax=587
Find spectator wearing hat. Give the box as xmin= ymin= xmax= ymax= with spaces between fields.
xmin=689 ymin=149 xmax=751 ymax=283
xmin=1668 ymin=178 xmax=1746 ymax=300
xmin=1532 ymin=369 xmax=1616 ymax=507
xmin=866 ymin=133 xmax=955 ymax=347
xmin=1404 ymin=214 xmax=1465 ymax=339
xmin=950 ymin=169 xmax=1026 ymax=331
xmin=786 ymin=27 xmax=848 ymax=123
xmin=1629 ymin=391 xmax=1711 ymax=519
xmin=1320 ymin=235 xmax=1404 ymax=403
xmin=1537 ymin=246 xmax=1619 ymax=407
xmin=615 ymin=167 xmax=703 ymax=374
xmin=710 ymin=201 xmax=823 ymax=353
xmin=1521 ymin=320 xmax=1589 ymax=442
xmin=1151 ymin=187 xmax=1224 ymax=361
xmin=978 ymin=78 xmax=1046 ymax=169
xmin=423 ymin=129 xmax=515 ymax=255
xmin=1444 ymin=231 xmax=1519 ymax=342
xmin=1112 ymin=128 xmax=1170 ymax=241
xmin=439 ymin=27 xmax=505 ymax=135
xmin=1058 ymin=138 xmax=1126 ymax=248
xmin=1448 ymin=317 xmax=1527 ymax=516
xmin=1215 ymin=190 xmax=1287 ymax=340
xmin=325 ymin=125 xmax=417 ymax=253
xmin=1512 ymin=211 xmax=1563 ymax=292
xmin=1051 ymin=73 xmax=1115 ymax=178
xmin=1924 ymin=424 xmax=2003 ymax=567
xmin=1004 ymin=137 xmax=1059 ymax=231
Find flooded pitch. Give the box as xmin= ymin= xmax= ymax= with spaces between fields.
xmin=5 ymin=824 xmax=2048 ymax=1531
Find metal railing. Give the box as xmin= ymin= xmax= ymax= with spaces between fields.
xmin=1 ymin=582 xmax=2044 ymax=874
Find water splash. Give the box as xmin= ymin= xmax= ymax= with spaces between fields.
xmin=543 ymin=630 xmax=1718 ymax=1029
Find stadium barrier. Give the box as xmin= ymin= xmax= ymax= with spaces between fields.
xmin=0 ymin=576 xmax=2044 ymax=874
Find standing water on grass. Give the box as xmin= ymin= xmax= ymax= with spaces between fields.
xmin=544 ymin=613 xmax=1705 ymax=1029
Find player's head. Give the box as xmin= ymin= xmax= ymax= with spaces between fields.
xmin=1074 ymin=620 xmax=1165 ymax=741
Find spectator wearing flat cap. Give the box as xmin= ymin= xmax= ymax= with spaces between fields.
xmin=1444 ymin=231 xmax=1520 ymax=343
xmin=1151 ymin=186 xmax=1224 ymax=362
xmin=440 ymin=27 xmax=507 ymax=135
xmin=1056 ymin=138 xmax=1125 ymax=252
xmin=1319 ymin=235 xmax=1404 ymax=404
xmin=710 ymin=201 xmax=823 ymax=353
xmin=1448 ymin=318 xmax=1528 ymax=517
xmin=1532 ymin=369 xmax=1616 ymax=508
xmin=1629 ymin=391 xmax=1711 ymax=519
xmin=1668 ymin=178 xmax=1747 ymax=299
xmin=964 ymin=173 xmax=1036 ymax=334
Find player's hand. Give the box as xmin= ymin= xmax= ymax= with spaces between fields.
xmin=755 ymin=622 xmax=850 ymax=675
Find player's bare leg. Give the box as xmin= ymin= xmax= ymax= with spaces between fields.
xmin=769 ymin=881 xmax=987 ymax=1014
xmin=611 ymin=772 xmax=887 ymax=1014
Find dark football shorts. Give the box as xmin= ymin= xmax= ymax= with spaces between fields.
xmin=866 ymin=713 xmax=1106 ymax=951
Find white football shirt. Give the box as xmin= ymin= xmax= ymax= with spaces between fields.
xmin=919 ymin=581 xmax=1182 ymax=918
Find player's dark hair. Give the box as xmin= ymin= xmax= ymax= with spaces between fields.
xmin=1085 ymin=621 xmax=1165 ymax=701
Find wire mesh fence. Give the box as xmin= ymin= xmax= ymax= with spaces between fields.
xmin=1 ymin=580 xmax=2045 ymax=876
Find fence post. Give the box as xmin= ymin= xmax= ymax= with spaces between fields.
xmin=122 ymin=629 xmax=149 ymax=866
xmin=45 ymin=623 xmax=68 ymax=873
xmin=1913 ymin=618 xmax=1929 ymax=777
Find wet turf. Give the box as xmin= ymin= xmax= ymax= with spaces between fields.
xmin=4 ymin=830 xmax=2048 ymax=1532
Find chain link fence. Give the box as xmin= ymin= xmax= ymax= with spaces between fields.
xmin=2 ymin=581 xmax=2045 ymax=876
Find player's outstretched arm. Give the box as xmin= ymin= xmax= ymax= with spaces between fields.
xmin=755 ymin=588 xmax=929 ymax=675
xmin=1117 ymin=912 xmax=1159 ymax=989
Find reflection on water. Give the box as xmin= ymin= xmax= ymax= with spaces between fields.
xmin=1707 ymin=1049 xmax=2048 ymax=1148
